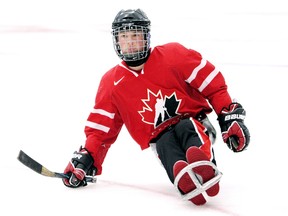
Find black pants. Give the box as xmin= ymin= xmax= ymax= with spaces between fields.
xmin=155 ymin=118 xmax=216 ymax=183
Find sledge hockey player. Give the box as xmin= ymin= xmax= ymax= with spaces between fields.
xmin=62 ymin=8 xmax=250 ymax=205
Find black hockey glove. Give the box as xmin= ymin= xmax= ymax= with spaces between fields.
xmin=218 ymin=102 xmax=250 ymax=152
xmin=63 ymin=146 xmax=97 ymax=188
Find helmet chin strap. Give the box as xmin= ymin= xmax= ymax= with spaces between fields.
xmin=124 ymin=49 xmax=150 ymax=67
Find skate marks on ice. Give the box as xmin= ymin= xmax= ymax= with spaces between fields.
xmin=97 ymin=178 xmax=241 ymax=216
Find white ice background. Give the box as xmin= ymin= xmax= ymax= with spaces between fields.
xmin=1 ymin=0 xmax=288 ymax=215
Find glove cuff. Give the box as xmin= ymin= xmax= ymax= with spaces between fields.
xmin=218 ymin=102 xmax=246 ymax=125
xmin=71 ymin=147 xmax=95 ymax=174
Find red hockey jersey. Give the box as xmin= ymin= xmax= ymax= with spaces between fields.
xmin=84 ymin=42 xmax=232 ymax=174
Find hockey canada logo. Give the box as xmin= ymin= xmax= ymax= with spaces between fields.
xmin=138 ymin=89 xmax=181 ymax=127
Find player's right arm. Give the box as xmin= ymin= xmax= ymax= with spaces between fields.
xmin=63 ymin=70 xmax=124 ymax=187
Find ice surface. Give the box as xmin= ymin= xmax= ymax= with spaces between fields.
xmin=1 ymin=0 xmax=288 ymax=215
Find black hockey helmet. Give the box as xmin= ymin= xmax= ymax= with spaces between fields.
xmin=112 ymin=9 xmax=151 ymax=66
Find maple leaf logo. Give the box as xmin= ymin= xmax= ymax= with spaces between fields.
xmin=138 ymin=89 xmax=181 ymax=127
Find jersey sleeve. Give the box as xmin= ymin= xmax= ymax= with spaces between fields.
xmin=173 ymin=43 xmax=232 ymax=114
xmin=84 ymin=71 xmax=124 ymax=175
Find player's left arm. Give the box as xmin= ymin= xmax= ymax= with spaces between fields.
xmin=186 ymin=60 xmax=250 ymax=152
xmin=198 ymin=71 xmax=250 ymax=152
xmin=178 ymin=46 xmax=250 ymax=152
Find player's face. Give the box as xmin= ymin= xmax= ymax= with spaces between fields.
xmin=117 ymin=30 xmax=146 ymax=55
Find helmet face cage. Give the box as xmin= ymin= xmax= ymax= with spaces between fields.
xmin=112 ymin=25 xmax=150 ymax=62
xmin=111 ymin=9 xmax=151 ymax=63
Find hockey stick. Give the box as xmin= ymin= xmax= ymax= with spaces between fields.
xmin=17 ymin=150 xmax=96 ymax=183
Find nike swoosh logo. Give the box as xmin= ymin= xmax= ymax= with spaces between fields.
xmin=114 ymin=76 xmax=125 ymax=86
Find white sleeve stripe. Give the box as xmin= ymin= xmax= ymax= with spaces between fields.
xmin=185 ymin=58 xmax=207 ymax=83
xmin=198 ymin=68 xmax=220 ymax=92
xmin=85 ymin=121 xmax=110 ymax=133
xmin=92 ymin=109 xmax=115 ymax=119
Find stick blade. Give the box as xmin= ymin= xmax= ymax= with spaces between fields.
xmin=17 ymin=150 xmax=43 ymax=174
xmin=17 ymin=150 xmax=57 ymax=177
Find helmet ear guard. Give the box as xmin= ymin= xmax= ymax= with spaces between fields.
xmin=111 ymin=9 xmax=151 ymax=66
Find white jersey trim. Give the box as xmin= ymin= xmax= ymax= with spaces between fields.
xmin=86 ymin=121 xmax=110 ymax=133
xmin=198 ymin=68 xmax=219 ymax=92
xmin=92 ymin=109 xmax=115 ymax=119
xmin=185 ymin=58 xmax=207 ymax=83
xmin=119 ymin=62 xmax=140 ymax=77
